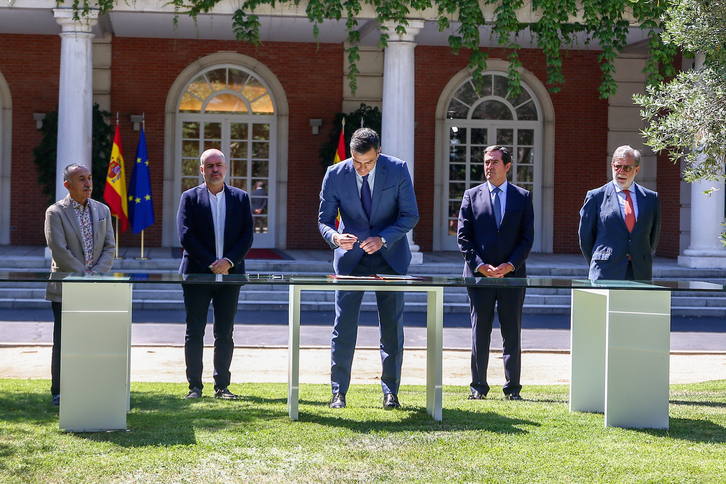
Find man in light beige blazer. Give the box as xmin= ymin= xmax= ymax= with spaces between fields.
xmin=44 ymin=163 xmax=115 ymax=405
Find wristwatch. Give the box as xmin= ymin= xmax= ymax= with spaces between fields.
xmin=379 ymin=236 xmax=387 ymax=246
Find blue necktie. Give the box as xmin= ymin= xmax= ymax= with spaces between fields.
xmin=361 ymin=174 xmax=372 ymax=219
xmin=492 ymin=186 xmax=502 ymax=229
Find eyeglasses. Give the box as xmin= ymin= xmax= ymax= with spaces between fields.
xmin=612 ymin=163 xmax=634 ymax=173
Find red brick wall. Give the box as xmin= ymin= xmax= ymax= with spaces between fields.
xmin=656 ymin=151 xmax=681 ymax=257
xmin=3 ymin=34 xmax=659 ymax=254
xmin=0 ymin=34 xmax=61 ymax=246
xmin=110 ymin=37 xmax=343 ymax=249
xmin=414 ymin=47 xmax=608 ymax=253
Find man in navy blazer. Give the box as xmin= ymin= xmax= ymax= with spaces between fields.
xmin=177 ymin=149 xmax=254 ymax=400
xmin=579 ymin=145 xmax=661 ymax=280
xmin=319 ymin=128 xmax=419 ymax=409
xmin=458 ymin=145 xmax=534 ymax=401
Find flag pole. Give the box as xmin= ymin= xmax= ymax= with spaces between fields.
xmin=113 ymin=112 xmax=125 ymax=260
xmin=135 ymin=230 xmax=149 ymax=260
xmin=114 ymin=215 xmax=124 ymax=260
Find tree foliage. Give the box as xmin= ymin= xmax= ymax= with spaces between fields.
xmin=62 ymin=0 xmax=675 ymax=99
xmin=635 ymin=0 xmax=726 ymax=183
xmin=319 ymin=103 xmax=382 ymax=170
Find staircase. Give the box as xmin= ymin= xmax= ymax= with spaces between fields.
xmin=1 ymin=247 xmax=725 ymax=317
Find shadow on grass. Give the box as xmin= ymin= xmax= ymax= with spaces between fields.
xmin=296 ymin=402 xmax=539 ymax=434
xmin=0 ymin=391 xmax=59 ymax=425
xmin=670 ymin=399 xmax=726 ymax=409
xmin=634 ymin=417 xmax=726 ymax=443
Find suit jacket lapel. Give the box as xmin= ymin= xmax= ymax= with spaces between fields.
xmin=89 ymin=200 xmax=101 ymax=262
xmin=605 ymin=183 xmax=628 ymax=231
xmin=500 ymin=185 xmax=517 ymax=227
xmin=370 ymin=158 xmax=387 ymax=221
xmin=222 ymin=184 xmax=235 ymax=251
xmin=633 ymin=183 xmax=648 ymax=231
xmin=343 ymin=162 xmax=366 ymax=221
xmin=198 ymin=185 xmax=216 ymax=237
xmin=62 ymin=196 xmax=84 ymax=246
xmin=480 ymin=184 xmax=498 ymax=229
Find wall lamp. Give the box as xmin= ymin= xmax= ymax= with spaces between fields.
xmin=130 ymin=114 xmax=144 ymax=131
xmin=33 ymin=113 xmax=46 ymax=129
xmin=309 ymin=118 xmax=322 ymax=135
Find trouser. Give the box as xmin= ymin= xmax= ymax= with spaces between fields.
xmin=467 ymin=286 xmax=525 ymax=396
xmin=331 ymin=252 xmax=405 ymax=395
xmin=183 ymin=283 xmax=241 ymax=391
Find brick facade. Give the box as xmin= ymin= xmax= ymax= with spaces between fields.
xmin=0 ymin=34 xmax=61 ymax=246
xmin=0 ymin=34 xmax=681 ymax=255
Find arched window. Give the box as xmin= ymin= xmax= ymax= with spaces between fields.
xmin=177 ymin=65 xmax=276 ymax=246
xmin=444 ymin=72 xmax=542 ymax=250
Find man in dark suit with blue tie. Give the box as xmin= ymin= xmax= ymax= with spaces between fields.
xmin=579 ymin=145 xmax=661 ymax=280
xmin=319 ymin=128 xmax=419 ymax=410
xmin=457 ymin=145 xmax=534 ymax=401
xmin=177 ymin=149 xmax=254 ymax=400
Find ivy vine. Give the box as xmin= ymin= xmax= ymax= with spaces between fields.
xmin=62 ymin=0 xmax=675 ymax=99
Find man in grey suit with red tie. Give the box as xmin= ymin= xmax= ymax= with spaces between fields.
xmin=177 ymin=149 xmax=254 ymax=400
xmin=579 ymin=145 xmax=661 ymax=280
xmin=45 ymin=163 xmax=116 ymax=406
xmin=457 ymin=145 xmax=534 ymax=401
xmin=318 ymin=128 xmax=419 ymax=410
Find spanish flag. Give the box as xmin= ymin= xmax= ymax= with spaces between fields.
xmin=334 ymin=119 xmax=346 ymax=228
xmin=103 ymin=124 xmax=129 ymax=233
xmin=334 ymin=119 xmax=346 ymax=164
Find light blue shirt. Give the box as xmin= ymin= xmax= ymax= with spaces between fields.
xmin=487 ymin=179 xmax=508 ymax=220
xmin=356 ymin=165 xmax=376 ymax=197
xmin=613 ymin=180 xmax=639 ymax=220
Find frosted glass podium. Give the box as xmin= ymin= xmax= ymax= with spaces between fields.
xmin=59 ymin=276 xmax=132 ymax=432
xmin=570 ymin=282 xmax=671 ymax=429
xmin=287 ymin=278 xmax=444 ymax=421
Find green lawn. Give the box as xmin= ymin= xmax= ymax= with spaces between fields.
xmin=1 ymin=379 xmax=724 ymax=483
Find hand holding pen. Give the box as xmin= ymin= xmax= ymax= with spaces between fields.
xmin=334 ymin=233 xmax=358 ymax=250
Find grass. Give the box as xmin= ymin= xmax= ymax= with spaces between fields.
xmin=1 ymin=379 xmax=725 ymax=483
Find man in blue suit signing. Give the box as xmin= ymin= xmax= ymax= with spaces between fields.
xmin=579 ymin=145 xmax=661 ymax=280
xmin=458 ymin=145 xmax=534 ymax=401
xmin=319 ymin=128 xmax=419 ymax=409
xmin=177 ymin=149 xmax=254 ymax=400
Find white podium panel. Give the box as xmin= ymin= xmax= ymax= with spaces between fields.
xmin=287 ymin=283 xmax=444 ymax=421
xmin=60 ymin=281 xmax=132 ymax=432
xmin=570 ymin=288 xmax=671 ymax=429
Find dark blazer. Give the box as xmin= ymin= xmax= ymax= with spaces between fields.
xmin=318 ymin=154 xmax=419 ymax=275
xmin=457 ymin=182 xmax=534 ymax=278
xmin=579 ymin=181 xmax=661 ymax=280
xmin=177 ymin=183 xmax=254 ymax=275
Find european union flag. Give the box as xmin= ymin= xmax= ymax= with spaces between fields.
xmin=128 ymin=128 xmax=155 ymax=234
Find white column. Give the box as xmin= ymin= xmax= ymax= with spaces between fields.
xmin=54 ymin=9 xmax=97 ymax=201
xmin=381 ymin=20 xmax=424 ymax=264
xmin=678 ymin=53 xmax=726 ymax=268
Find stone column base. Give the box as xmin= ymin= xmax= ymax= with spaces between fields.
xmin=678 ymin=254 xmax=726 ymax=269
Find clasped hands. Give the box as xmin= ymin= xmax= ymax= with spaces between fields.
xmin=478 ymin=263 xmax=513 ymax=278
xmin=209 ymin=258 xmax=231 ymax=275
xmin=334 ymin=233 xmax=383 ymax=254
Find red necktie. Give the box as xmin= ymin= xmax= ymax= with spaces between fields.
xmin=624 ymin=191 xmax=635 ymax=233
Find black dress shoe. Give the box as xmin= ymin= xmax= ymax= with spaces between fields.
xmin=468 ymin=390 xmax=485 ymax=400
xmin=507 ymin=392 xmax=522 ymax=401
xmin=185 ymin=388 xmax=202 ymax=399
xmin=214 ymin=388 xmax=240 ymax=400
xmin=383 ymin=393 xmax=401 ymax=409
xmin=52 ymin=394 xmax=60 ymax=406
xmin=329 ymin=393 xmax=346 ymax=409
